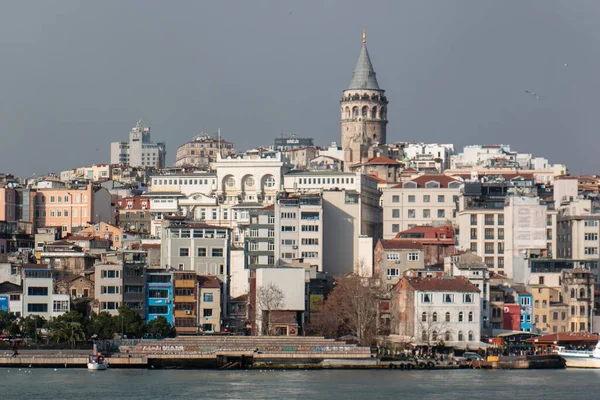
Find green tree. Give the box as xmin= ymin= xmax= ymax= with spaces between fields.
xmin=86 ymin=312 xmax=116 ymax=340
xmin=20 ymin=315 xmax=47 ymax=342
xmin=146 ymin=316 xmax=176 ymax=338
xmin=116 ymin=306 xmax=146 ymax=338
xmin=48 ymin=320 xmax=86 ymax=347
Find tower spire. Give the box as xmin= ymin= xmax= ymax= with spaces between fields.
xmin=362 ymin=27 xmax=366 ymax=44
xmin=348 ymin=29 xmax=379 ymax=90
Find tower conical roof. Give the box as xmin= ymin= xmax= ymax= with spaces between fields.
xmin=348 ymin=30 xmax=380 ymax=90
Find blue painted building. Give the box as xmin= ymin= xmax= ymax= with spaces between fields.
xmin=518 ymin=292 xmax=533 ymax=332
xmin=146 ymin=271 xmax=173 ymax=324
xmin=0 ymin=295 xmax=8 ymax=313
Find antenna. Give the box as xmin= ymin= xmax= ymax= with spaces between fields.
xmin=218 ymin=128 xmax=222 ymax=158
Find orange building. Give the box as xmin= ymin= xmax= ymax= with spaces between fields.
xmin=33 ymin=184 xmax=113 ymax=237
xmin=0 ymin=186 xmax=17 ymax=222
xmin=78 ymin=222 xmax=124 ymax=249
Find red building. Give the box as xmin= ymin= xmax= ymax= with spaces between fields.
xmin=394 ymin=225 xmax=455 ymax=266
xmin=503 ymin=304 xmax=521 ymax=331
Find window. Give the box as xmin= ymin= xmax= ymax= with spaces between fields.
xmin=437 ymin=209 xmax=445 ymax=218
xmin=497 ymin=257 xmax=504 ymax=269
xmin=408 ymin=253 xmax=419 ymax=261
xmin=470 ymin=228 xmax=477 ymax=240
xmin=443 ymin=294 xmax=454 ymax=303
xmin=497 ymin=242 xmax=504 ymax=254
xmin=437 ymin=195 xmax=445 ymax=203
xmin=301 ymin=225 xmax=319 ymax=232
xmin=423 ymin=195 xmax=430 ymax=203
xmin=423 ymin=209 xmax=430 ymax=218
xmin=102 ymin=270 xmax=120 ymax=278
xmin=212 ymin=248 xmax=224 ymax=257
xmin=432 ymin=312 xmax=438 ymax=322
xmin=520 ymin=297 xmax=531 ymax=306
xmin=149 ymin=305 xmax=168 ymax=314
xmin=148 ymin=289 xmax=168 ymax=298
xmin=468 ymin=331 xmax=474 ymax=341
xmin=422 ymin=312 xmax=427 ymax=322
xmin=102 ymin=286 xmax=120 ymax=294
xmin=584 ymin=247 xmax=598 ymax=255
xmin=539 ymin=276 xmax=545 ymax=285
xmin=547 ymin=229 xmax=553 ymax=241
xmin=301 ymin=251 xmax=319 ymax=258
xmin=421 ymin=293 xmax=432 ymax=303
xmin=463 ymin=294 xmax=474 ymax=303
xmin=281 ymin=212 xmax=296 ymax=219
xmin=458 ymin=331 xmax=464 ymax=341
xmin=408 ymin=195 xmax=416 ymax=203
xmin=484 ymin=257 xmax=494 ymax=268
xmin=485 ymin=215 xmax=494 ymax=226
xmin=408 ymin=209 xmax=416 ymax=219
xmin=485 ymin=228 xmax=494 ymax=240
xmin=470 ymin=242 xmax=477 ymax=252
xmin=301 ymin=238 xmax=319 ymax=245
xmin=387 ymin=253 xmax=400 ymax=261
xmin=445 ymin=312 xmax=451 ymax=322
xmin=392 ymin=209 xmax=400 ymax=218
xmin=470 ymin=215 xmax=477 ymax=226
xmin=387 ymin=268 xmax=399 ymax=277
xmin=485 ymin=242 xmax=494 ymax=254
xmin=392 ymin=195 xmax=400 ymax=203
xmin=497 ymin=214 xmax=504 ymax=226
xmin=458 ymin=312 xmax=464 ymax=322
xmin=203 ymin=293 xmax=214 ymax=302
xmin=28 ymin=287 xmax=48 ymax=296
xmin=28 ymin=304 xmax=48 ymax=313
xmin=102 ymin=302 xmax=119 ymax=310
xmin=203 ymin=308 xmax=213 ymax=317
xmin=585 ymin=220 xmax=599 ymax=227
xmin=392 ymin=224 xmax=400 ymax=233
xmin=468 ymin=312 xmax=474 ymax=322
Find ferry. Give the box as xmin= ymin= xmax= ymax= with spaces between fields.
xmin=88 ymin=344 xmax=108 ymax=371
xmin=556 ymin=341 xmax=600 ymax=368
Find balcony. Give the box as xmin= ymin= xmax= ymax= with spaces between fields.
xmin=174 ymin=295 xmax=196 ymax=303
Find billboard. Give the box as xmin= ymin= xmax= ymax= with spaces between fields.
xmin=0 ymin=295 xmax=8 ymax=313
xmin=309 ymin=294 xmax=324 ymax=312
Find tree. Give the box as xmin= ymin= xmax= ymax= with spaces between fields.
xmin=48 ymin=320 xmax=85 ymax=347
xmin=20 ymin=315 xmax=47 ymax=342
xmin=146 ymin=316 xmax=176 ymax=338
xmin=87 ymin=312 xmax=116 ymax=340
xmin=256 ymin=283 xmax=284 ymax=335
xmin=323 ymin=274 xmax=386 ymax=346
xmin=115 ymin=306 xmax=146 ymax=338
xmin=0 ymin=310 xmax=20 ymax=338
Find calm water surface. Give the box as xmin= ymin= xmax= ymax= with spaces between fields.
xmin=1 ymin=368 xmax=599 ymax=399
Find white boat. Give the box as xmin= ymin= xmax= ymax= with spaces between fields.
xmin=556 ymin=341 xmax=600 ymax=368
xmin=87 ymin=344 xmax=108 ymax=371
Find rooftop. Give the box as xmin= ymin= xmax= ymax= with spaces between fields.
xmin=401 ymin=276 xmax=480 ymax=293
xmin=380 ymin=240 xmax=423 ymax=250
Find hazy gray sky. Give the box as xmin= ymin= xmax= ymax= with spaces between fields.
xmin=1 ymin=0 xmax=599 ymax=176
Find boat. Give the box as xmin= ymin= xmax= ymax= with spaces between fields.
xmin=88 ymin=344 xmax=108 ymax=370
xmin=556 ymin=340 xmax=600 ymax=368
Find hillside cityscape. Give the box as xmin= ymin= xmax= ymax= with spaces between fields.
xmin=2 ymin=29 xmax=600 ymax=364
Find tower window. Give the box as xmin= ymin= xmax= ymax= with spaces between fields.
xmin=361 ymin=106 xmax=368 ymax=116
xmin=371 ymin=106 xmax=377 ymax=119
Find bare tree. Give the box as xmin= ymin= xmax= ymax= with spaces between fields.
xmin=416 ymin=308 xmax=449 ymax=348
xmin=325 ymin=274 xmax=386 ymax=345
xmin=256 ymin=283 xmax=284 ymax=335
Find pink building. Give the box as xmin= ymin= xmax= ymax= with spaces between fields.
xmin=33 ymin=184 xmax=113 ymax=237
xmin=0 ymin=186 xmax=17 ymax=222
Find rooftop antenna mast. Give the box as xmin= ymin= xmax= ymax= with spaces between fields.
xmin=218 ymin=128 xmax=222 ymax=158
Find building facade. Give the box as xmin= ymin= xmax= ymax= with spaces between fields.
xmin=110 ymin=120 xmax=166 ymax=168
xmin=174 ymin=133 xmax=235 ymax=167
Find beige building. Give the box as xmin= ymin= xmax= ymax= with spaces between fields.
xmin=382 ymin=175 xmax=462 ymax=238
xmin=198 ymin=276 xmax=222 ymax=333
xmin=174 ymin=133 xmax=235 ymax=167
xmin=94 ymin=261 xmax=123 ymax=316
xmin=373 ymin=240 xmax=425 ymax=289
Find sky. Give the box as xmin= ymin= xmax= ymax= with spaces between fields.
xmin=1 ymin=0 xmax=599 ymax=176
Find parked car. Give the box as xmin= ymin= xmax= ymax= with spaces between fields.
xmin=458 ymin=352 xmax=484 ymax=361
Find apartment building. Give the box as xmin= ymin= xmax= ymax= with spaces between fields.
xmin=373 ymin=240 xmax=425 ymax=289
xmin=160 ymin=219 xmax=231 ymax=313
xmin=110 ymin=120 xmax=166 ymax=168
xmin=121 ymin=251 xmax=147 ymax=317
xmin=457 ymin=181 xmax=556 ymax=279
xmin=172 ymin=271 xmax=197 ymax=334
xmin=174 ymin=133 xmax=236 ymax=167
xmin=94 ymin=261 xmax=123 ymax=316
xmin=198 ymin=275 xmax=222 ymax=333
xmin=274 ymin=193 xmax=323 ymax=271
xmin=557 ymin=198 xmax=600 ymax=260
xmin=149 ymin=172 xmax=217 ymax=197
xmin=147 ymin=270 xmax=173 ymax=325
xmin=245 ymin=206 xmax=275 ymax=269
xmin=0 ymin=185 xmax=17 ymax=222
xmin=117 ymin=196 xmax=152 ymax=236
xmin=78 ymin=222 xmax=124 ymax=249
xmin=382 ymin=175 xmax=462 ymax=238
xmin=33 ymin=184 xmax=113 ymax=236
xmin=22 ymin=266 xmax=69 ymax=319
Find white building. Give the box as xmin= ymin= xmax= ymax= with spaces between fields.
xmin=381 ymin=175 xmax=462 ymax=238
xmin=110 ymin=120 xmax=166 ymax=168
xmin=391 ymin=276 xmax=481 ymax=346
xmin=274 ymin=193 xmax=323 ymax=271
xmin=94 ymin=261 xmax=123 ymax=316
xmin=150 ymin=172 xmax=217 ymax=197
xmin=402 ymin=143 xmax=455 ymax=171
xmin=22 ymin=266 xmax=69 ymax=319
